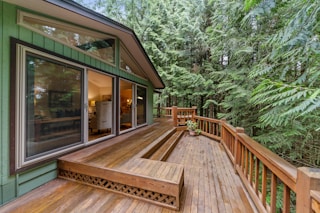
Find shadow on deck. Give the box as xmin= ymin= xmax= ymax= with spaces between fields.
xmin=0 ymin=118 xmax=256 ymax=213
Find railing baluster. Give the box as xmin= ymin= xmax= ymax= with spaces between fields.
xmin=205 ymin=121 xmax=209 ymax=132
xmin=270 ymin=173 xmax=277 ymax=213
xmin=249 ymin=152 xmax=254 ymax=184
xmin=283 ymin=185 xmax=290 ymax=213
xmin=262 ymin=165 xmax=267 ymax=207
xmin=241 ymin=145 xmax=245 ymax=172
xmin=254 ymin=158 xmax=260 ymax=195
xmin=245 ymin=148 xmax=249 ymax=177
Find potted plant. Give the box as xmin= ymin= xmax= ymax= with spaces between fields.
xmin=186 ymin=120 xmax=201 ymax=136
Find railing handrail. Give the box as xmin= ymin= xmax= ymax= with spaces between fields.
xmin=170 ymin=106 xmax=320 ymax=212
xmin=237 ymin=133 xmax=297 ymax=191
xmin=194 ymin=115 xmax=221 ymax=141
xmin=194 ymin=115 xmax=220 ymax=123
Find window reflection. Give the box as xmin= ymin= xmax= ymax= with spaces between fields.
xmin=137 ymin=86 xmax=147 ymax=125
xmin=120 ymin=80 xmax=133 ymax=131
xmin=21 ymin=14 xmax=115 ymax=64
xmin=26 ymin=53 xmax=82 ymax=158
xmin=88 ymin=70 xmax=113 ymax=141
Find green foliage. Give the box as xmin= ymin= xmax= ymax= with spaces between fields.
xmin=186 ymin=120 xmax=198 ymax=131
xmin=76 ymin=0 xmax=320 ymax=168
xmin=244 ymin=0 xmax=261 ymax=12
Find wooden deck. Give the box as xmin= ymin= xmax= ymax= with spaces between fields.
xmin=0 ymin=119 xmax=256 ymax=213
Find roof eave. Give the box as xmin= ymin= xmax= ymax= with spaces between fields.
xmin=5 ymin=0 xmax=165 ymax=89
xmin=47 ymin=0 xmax=165 ymax=89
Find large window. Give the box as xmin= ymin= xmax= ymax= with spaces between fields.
xmin=14 ymin=43 xmax=83 ymax=169
xmin=18 ymin=11 xmax=115 ymax=65
xmin=120 ymin=43 xmax=148 ymax=79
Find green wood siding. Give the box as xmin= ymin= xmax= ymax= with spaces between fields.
xmin=0 ymin=1 xmax=155 ymax=205
xmin=0 ymin=0 xmax=3 ymax=203
xmin=17 ymin=162 xmax=57 ymax=196
xmin=1 ymin=2 xmax=17 ymax=205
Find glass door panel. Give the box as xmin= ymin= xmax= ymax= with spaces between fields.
xmin=137 ymin=86 xmax=147 ymax=126
xmin=26 ymin=53 xmax=82 ymax=158
xmin=88 ymin=70 xmax=113 ymax=141
xmin=120 ymin=80 xmax=133 ymax=131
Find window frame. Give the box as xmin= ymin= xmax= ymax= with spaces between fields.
xmin=136 ymin=84 xmax=148 ymax=127
xmin=120 ymin=43 xmax=148 ymax=80
xmin=17 ymin=10 xmax=117 ymax=67
xmin=10 ymin=38 xmax=86 ymax=173
xmin=87 ymin=69 xmax=116 ymax=143
xmin=119 ymin=79 xmax=148 ymax=134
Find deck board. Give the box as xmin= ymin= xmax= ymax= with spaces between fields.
xmin=0 ymin=119 xmax=256 ymax=213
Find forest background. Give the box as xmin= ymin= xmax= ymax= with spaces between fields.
xmin=75 ymin=0 xmax=320 ymax=168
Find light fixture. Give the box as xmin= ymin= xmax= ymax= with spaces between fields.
xmin=90 ymin=100 xmax=96 ymax=107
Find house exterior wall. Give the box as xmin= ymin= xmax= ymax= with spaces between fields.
xmin=0 ymin=1 xmax=155 ymax=205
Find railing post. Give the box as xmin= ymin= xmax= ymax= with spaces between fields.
xmin=296 ymin=167 xmax=320 ymax=213
xmin=192 ymin=106 xmax=197 ymax=121
xmin=235 ymin=127 xmax=244 ymax=172
xmin=220 ymin=119 xmax=227 ymax=144
xmin=172 ymin=106 xmax=178 ymax=127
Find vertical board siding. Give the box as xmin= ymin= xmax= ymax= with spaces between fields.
xmin=18 ymin=25 xmax=32 ymax=43
xmin=44 ymin=37 xmax=55 ymax=51
xmin=63 ymin=45 xmax=71 ymax=57
xmin=1 ymin=2 xmax=19 ymax=203
xmin=0 ymin=1 xmax=3 ymax=204
xmin=71 ymin=49 xmax=79 ymax=61
xmin=54 ymin=42 xmax=64 ymax=55
xmin=1 ymin=1 xmax=17 ymax=186
xmin=33 ymin=33 xmax=44 ymax=47
xmin=1 ymin=181 xmax=16 ymax=205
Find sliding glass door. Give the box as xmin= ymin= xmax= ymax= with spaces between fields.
xmin=88 ymin=70 xmax=114 ymax=141
xmin=136 ymin=86 xmax=147 ymax=126
xmin=119 ymin=79 xmax=147 ymax=132
xmin=120 ymin=80 xmax=133 ymax=131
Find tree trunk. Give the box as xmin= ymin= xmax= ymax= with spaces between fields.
xmin=200 ymin=96 xmax=204 ymax=116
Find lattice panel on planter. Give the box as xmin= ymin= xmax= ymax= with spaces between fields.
xmin=59 ymin=169 xmax=177 ymax=209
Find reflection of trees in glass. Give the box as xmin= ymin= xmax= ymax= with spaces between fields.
xmin=24 ymin=17 xmax=115 ymax=63
xmin=25 ymin=50 xmax=83 ymax=157
xmin=27 ymin=53 xmax=82 ymax=119
xmin=137 ymin=86 xmax=146 ymax=125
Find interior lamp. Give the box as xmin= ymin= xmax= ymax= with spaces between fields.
xmin=90 ymin=100 xmax=96 ymax=107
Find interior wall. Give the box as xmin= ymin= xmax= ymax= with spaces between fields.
xmin=88 ymin=81 xmax=100 ymax=101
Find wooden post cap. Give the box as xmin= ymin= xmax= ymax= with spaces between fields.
xmin=236 ymin=127 xmax=245 ymax=133
xmin=296 ymin=167 xmax=320 ymax=213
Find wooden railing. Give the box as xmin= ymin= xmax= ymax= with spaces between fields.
xmin=160 ymin=107 xmax=173 ymax=117
xmin=194 ymin=115 xmax=220 ymax=142
xmin=170 ymin=106 xmax=320 ymax=213
xmin=171 ymin=106 xmax=196 ymax=127
xmin=311 ymin=191 xmax=320 ymax=212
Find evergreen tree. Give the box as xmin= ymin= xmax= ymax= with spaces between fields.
xmin=74 ymin=0 xmax=320 ymax=167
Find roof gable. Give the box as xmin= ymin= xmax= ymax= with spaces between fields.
xmin=5 ymin=0 xmax=165 ymax=89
